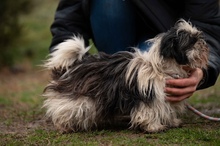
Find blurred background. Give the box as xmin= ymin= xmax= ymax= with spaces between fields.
xmin=0 ymin=0 xmax=61 ymax=135
xmin=1 ymin=0 xmax=220 ymax=109
xmin=0 ymin=0 xmax=59 ymax=71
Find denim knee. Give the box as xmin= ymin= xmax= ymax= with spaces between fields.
xmin=90 ymin=0 xmax=137 ymax=53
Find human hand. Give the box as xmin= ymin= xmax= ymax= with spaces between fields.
xmin=165 ymin=68 xmax=204 ymax=102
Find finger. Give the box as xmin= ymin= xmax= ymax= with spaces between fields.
xmin=165 ymin=93 xmax=192 ymax=102
xmin=166 ymin=78 xmax=197 ymax=88
xmin=165 ymin=86 xmax=196 ymax=96
xmin=182 ymin=66 xmax=193 ymax=72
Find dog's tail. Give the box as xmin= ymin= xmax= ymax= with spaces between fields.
xmin=44 ymin=36 xmax=91 ymax=70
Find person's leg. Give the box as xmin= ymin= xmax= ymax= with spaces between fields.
xmin=90 ymin=0 xmax=136 ymax=54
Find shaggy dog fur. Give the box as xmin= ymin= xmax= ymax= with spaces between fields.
xmin=43 ymin=19 xmax=209 ymax=133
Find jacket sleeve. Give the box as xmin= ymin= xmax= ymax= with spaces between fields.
xmin=49 ymin=0 xmax=91 ymax=52
xmin=183 ymin=0 xmax=220 ymax=89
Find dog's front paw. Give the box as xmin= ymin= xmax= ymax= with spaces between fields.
xmin=141 ymin=123 xmax=167 ymax=133
xmin=170 ymin=118 xmax=182 ymax=128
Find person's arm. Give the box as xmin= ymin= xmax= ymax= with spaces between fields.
xmin=49 ymin=0 xmax=91 ymax=52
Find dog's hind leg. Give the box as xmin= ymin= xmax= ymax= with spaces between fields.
xmin=43 ymin=94 xmax=97 ymax=132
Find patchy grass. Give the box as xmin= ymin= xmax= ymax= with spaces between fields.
xmin=1 ymin=66 xmax=220 ymax=146
xmin=1 ymin=0 xmax=220 ymax=145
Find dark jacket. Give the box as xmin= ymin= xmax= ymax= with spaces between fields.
xmin=49 ymin=0 xmax=220 ymax=89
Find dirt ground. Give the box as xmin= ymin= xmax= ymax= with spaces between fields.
xmin=0 ymin=65 xmax=53 ymax=134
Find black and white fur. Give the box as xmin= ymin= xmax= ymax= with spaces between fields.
xmin=43 ymin=19 xmax=209 ymax=133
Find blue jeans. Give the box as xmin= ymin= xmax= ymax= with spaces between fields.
xmin=90 ymin=0 xmax=150 ymax=54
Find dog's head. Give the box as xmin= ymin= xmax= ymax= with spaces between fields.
xmin=160 ymin=19 xmax=209 ymax=69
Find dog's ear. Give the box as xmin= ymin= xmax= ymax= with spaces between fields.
xmin=160 ymin=28 xmax=198 ymax=65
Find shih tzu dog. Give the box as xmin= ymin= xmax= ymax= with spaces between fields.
xmin=43 ymin=19 xmax=209 ymax=133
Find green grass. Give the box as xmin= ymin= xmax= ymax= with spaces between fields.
xmin=1 ymin=124 xmax=220 ymax=146
xmin=1 ymin=0 xmax=220 ymax=145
